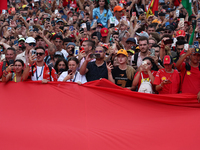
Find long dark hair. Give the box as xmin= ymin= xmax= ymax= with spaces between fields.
xmin=14 ymin=59 xmax=24 ymax=73
xmin=96 ymin=0 xmax=109 ymax=11
xmin=54 ymin=58 xmax=68 ymax=73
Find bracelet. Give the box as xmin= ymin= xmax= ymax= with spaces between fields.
xmin=27 ymin=63 xmax=32 ymax=67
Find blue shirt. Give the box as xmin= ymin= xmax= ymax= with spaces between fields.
xmin=93 ymin=7 xmax=113 ymax=28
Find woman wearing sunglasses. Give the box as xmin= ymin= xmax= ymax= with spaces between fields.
xmin=58 ymin=57 xmax=87 ymax=84
xmin=2 ymin=59 xmax=24 ymax=82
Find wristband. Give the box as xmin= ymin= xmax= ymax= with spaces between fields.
xmin=27 ymin=63 xmax=32 ymax=67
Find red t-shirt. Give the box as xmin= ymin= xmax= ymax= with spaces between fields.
xmin=180 ymin=62 xmax=200 ymax=95
xmin=153 ymin=68 xmax=180 ymax=94
xmin=135 ymin=70 xmax=157 ymax=89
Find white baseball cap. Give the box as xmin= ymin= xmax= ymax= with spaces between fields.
xmin=25 ymin=37 xmax=36 ymax=43
xmin=136 ymin=31 xmax=149 ymax=38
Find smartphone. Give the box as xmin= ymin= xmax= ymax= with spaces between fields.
xmin=176 ymin=10 xmax=179 ymax=18
xmin=164 ymin=39 xmax=173 ymax=45
xmin=68 ymin=69 xmax=72 ymax=74
xmin=110 ymin=17 xmax=115 ymax=25
xmin=180 ymin=18 xmax=184 ymax=27
xmin=55 ymin=9 xmax=58 ymax=14
xmin=2 ymin=10 xmax=7 ymax=14
xmin=8 ymin=60 xmax=14 ymax=65
xmin=31 ymin=49 xmax=37 ymax=61
xmin=80 ymin=47 xmax=85 ymax=53
xmin=59 ymin=68 xmax=65 ymax=74
xmin=142 ymin=60 xmax=147 ymax=65
xmin=86 ymin=22 xmax=90 ymax=31
xmin=69 ymin=26 xmax=74 ymax=31
xmin=74 ymin=46 xmax=79 ymax=56
xmin=14 ymin=40 xmax=18 ymax=45
xmin=165 ymin=14 xmax=169 ymax=19
xmin=194 ymin=41 xmax=199 ymax=48
xmin=122 ymin=16 xmax=126 ymax=21
xmin=90 ymin=54 xmax=100 ymax=59
xmin=29 ymin=26 xmax=33 ymax=31
xmin=154 ymin=11 xmax=158 ymax=17
xmin=8 ymin=27 xmax=12 ymax=31
xmin=192 ymin=20 xmax=197 ymax=28
xmin=150 ymin=48 xmax=155 ymax=56
xmin=132 ymin=12 xmax=136 ymax=16
xmin=81 ymin=23 xmax=86 ymax=29
xmin=96 ymin=32 xmax=101 ymax=41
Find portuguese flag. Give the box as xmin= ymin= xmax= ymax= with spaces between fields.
xmin=182 ymin=0 xmax=192 ymax=16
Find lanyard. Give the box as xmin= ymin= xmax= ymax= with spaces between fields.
xmin=36 ymin=66 xmax=44 ymax=80
xmin=70 ymin=72 xmax=78 ymax=82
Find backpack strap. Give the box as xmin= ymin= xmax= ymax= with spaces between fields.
xmin=185 ymin=62 xmax=191 ymax=71
xmin=48 ymin=64 xmax=52 ymax=81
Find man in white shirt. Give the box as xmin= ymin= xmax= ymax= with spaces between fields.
xmin=22 ymin=46 xmax=57 ymax=83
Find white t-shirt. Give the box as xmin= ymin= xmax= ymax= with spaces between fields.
xmin=58 ymin=71 xmax=87 ymax=84
xmin=130 ymin=52 xmax=145 ymax=68
xmin=31 ymin=66 xmax=44 ymax=81
xmin=61 ymin=49 xmax=69 ymax=58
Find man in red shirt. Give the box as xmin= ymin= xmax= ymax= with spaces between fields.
xmin=154 ymin=55 xmax=180 ymax=94
xmin=176 ymin=48 xmax=200 ymax=101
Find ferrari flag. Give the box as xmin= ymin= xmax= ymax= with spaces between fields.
xmin=0 ymin=79 xmax=200 ymax=150
xmin=146 ymin=0 xmax=159 ymax=18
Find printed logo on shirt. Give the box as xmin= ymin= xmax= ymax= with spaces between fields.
xmin=186 ymin=71 xmax=191 ymax=75
xmin=96 ymin=16 xmax=98 ymax=19
xmin=161 ymin=76 xmax=167 ymax=81
xmin=141 ymin=78 xmax=150 ymax=83
xmin=120 ymin=74 xmax=124 ymax=77
xmin=104 ymin=14 xmax=106 ymax=17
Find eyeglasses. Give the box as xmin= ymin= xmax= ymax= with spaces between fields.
xmin=177 ymin=48 xmax=183 ymax=51
xmin=67 ymin=47 xmax=74 ymax=49
xmin=36 ymin=52 xmax=45 ymax=56
xmin=165 ymin=31 xmax=171 ymax=34
xmin=95 ymin=51 xmax=103 ymax=53
xmin=29 ymin=43 xmax=36 ymax=47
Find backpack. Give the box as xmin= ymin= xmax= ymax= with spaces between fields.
xmin=138 ymin=72 xmax=153 ymax=94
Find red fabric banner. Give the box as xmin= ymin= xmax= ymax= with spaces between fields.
xmin=0 ymin=79 xmax=200 ymax=150
xmin=0 ymin=0 xmax=7 ymax=10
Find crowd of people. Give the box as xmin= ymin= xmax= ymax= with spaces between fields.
xmin=0 ymin=0 xmax=199 ymax=100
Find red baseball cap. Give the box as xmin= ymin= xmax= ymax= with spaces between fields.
xmin=100 ymin=28 xmax=108 ymax=37
xmin=176 ymin=30 xmax=186 ymax=38
xmin=163 ymin=55 xmax=173 ymax=65
xmin=119 ymin=0 xmax=127 ymax=5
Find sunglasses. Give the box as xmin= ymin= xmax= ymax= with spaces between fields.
xmin=165 ymin=31 xmax=171 ymax=34
xmin=177 ymin=48 xmax=183 ymax=51
xmin=36 ymin=52 xmax=45 ymax=56
xmin=95 ymin=50 xmax=103 ymax=53
xmin=29 ymin=43 xmax=36 ymax=46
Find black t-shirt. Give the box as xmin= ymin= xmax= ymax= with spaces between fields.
xmin=86 ymin=61 xmax=108 ymax=82
xmin=111 ymin=66 xmax=133 ymax=88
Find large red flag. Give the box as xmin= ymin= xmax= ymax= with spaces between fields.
xmin=147 ymin=0 xmax=159 ymax=18
xmin=0 ymin=79 xmax=200 ymax=150
xmin=0 ymin=0 xmax=7 ymax=10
